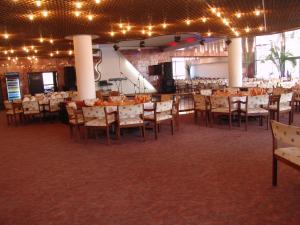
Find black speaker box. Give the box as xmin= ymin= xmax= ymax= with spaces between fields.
xmin=64 ymin=66 xmax=76 ymax=91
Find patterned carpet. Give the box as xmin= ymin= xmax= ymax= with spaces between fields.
xmin=0 ymin=111 xmax=299 ymax=225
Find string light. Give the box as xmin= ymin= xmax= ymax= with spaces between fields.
xmin=95 ymin=0 xmax=101 ymax=4
xmin=122 ymin=29 xmax=126 ymax=34
xmin=42 ymin=10 xmax=48 ymax=17
xmin=4 ymin=50 xmax=8 ymax=55
xmin=211 ymin=7 xmax=217 ymax=13
xmin=87 ymin=14 xmax=93 ymax=21
xmin=216 ymin=12 xmax=221 ymax=17
xmin=35 ymin=0 xmax=42 ymax=7
xmin=10 ymin=49 xmax=14 ymax=54
xmin=56 ymin=50 xmax=59 ymax=55
xmin=141 ymin=29 xmax=146 ymax=34
xmin=68 ymin=50 xmax=73 ymax=55
xmin=148 ymin=25 xmax=152 ymax=31
xmin=119 ymin=23 xmax=123 ymax=28
xmin=162 ymin=22 xmax=167 ymax=29
xmin=50 ymin=39 xmax=54 ymax=44
xmin=201 ymin=17 xmax=207 ymax=23
xmin=75 ymin=2 xmax=82 ymax=9
xmin=110 ymin=31 xmax=115 ymax=36
xmin=39 ymin=37 xmax=44 ymax=43
xmin=50 ymin=52 xmax=53 ymax=57
xmin=126 ymin=24 xmax=131 ymax=31
xmin=28 ymin=14 xmax=35 ymax=20
xmin=4 ymin=33 xmax=9 ymax=39
xmin=259 ymin=26 xmax=264 ymax=31
xmin=148 ymin=31 xmax=152 ymax=36
xmin=245 ymin=27 xmax=251 ymax=33
xmin=74 ymin=11 xmax=81 ymax=17
xmin=34 ymin=49 xmax=38 ymax=53
xmin=255 ymin=9 xmax=261 ymax=16
xmin=207 ymin=31 xmax=212 ymax=37
xmin=236 ymin=12 xmax=242 ymax=18
xmin=186 ymin=19 xmax=191 ymax=25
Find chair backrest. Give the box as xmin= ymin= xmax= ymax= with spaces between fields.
xmin=66 ymin=106 xmax=75 ymax=118
xmin=247 ymin=95 xmax=269 ymax=109
xmin=200 ymin=89 xmax=212 ymax=96
xmin=271 ymin=120 xmax=300 ymax=148
xmin=67 ymin=102 xmax=77 ymax=110
xmin=22 ymin=101 xmax=39 ymax=112
xmin=4 ymin=100 xmax=13 ymax=110
xmin=118 ymin=104 xmax=143 ymax=119
xmin=160 ymin=94 xmax=173 ymax=102
xmin=156 ymin=100 xmax=173 ymax=113
xmin=82 ymin=106 xmax=106 ymax=120
xmin=210 ymin=96 xmax=229 ymax=108
xmin=280 ymin=92 xmax=293 ymax=104
xmin=50 ymin=98 xmax=64 ymax=111
xmin=193 ymin=94 xmax=206 ymax=108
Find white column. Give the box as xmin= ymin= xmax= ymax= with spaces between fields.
xmin=228 ymin=38 xmax=243 ymax=87
xmin=73 ymin=35 xmax=95 ymax=100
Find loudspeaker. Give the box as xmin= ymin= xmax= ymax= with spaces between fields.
xmin=161 ymin=62 xmax=173 ymax=79
xmin=64 ymin=66 xmax=76 ymax=91
xmin=160 ymin=78 xmax=176 ymax=93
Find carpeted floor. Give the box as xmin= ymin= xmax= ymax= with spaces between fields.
xmin=0 ymin=111 xmax=299 ymax=225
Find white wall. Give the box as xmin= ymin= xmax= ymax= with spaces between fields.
xmin=95 ymin=44 xmax=156 ymax=94
xmin=190 ymin=57 xmax=228 ymax=78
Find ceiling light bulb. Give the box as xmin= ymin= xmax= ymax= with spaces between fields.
xmin=236 ymin=12 xmax=241 ymax=18
xmin=122 ymin=29 xmax=126 ymax=34
xmin=50 ymin=53 xmax=53 ymax=57
xmin=56 ymin=50 xmax=59 ymax=55
xmin=211 ymin=7 xmax=217 ymax=13
xmin=186 ymin=19 xmax=191 ymax=25
xmin=36 ymin=0 xmax=42 ymax=7
xmin=127 ymin=25 xmax=131 ymax=31
xmin=110 ymin=31 xmax=115 ymax=37
xmin=50 ymin=39 xmax=54 ymax=44
xmin=34 ymin=49 xmax=38 ymax=53
xmin=148 ymin=25 xmax=152 ymax=31
xmin=75 ymin=2 xmax=82 ymax=9
xmin=10 ymin=49 xmax=14 ymax=54
xmin=235 ymin=31 xmax=240 ymax=36
xmin=255 ymin=9 xmax=261 ymax=16
xmin=4 ymin=33 xmax=9 ymax=39
xmin=162 ymin=23 xmax=167 ymax=29
xmin=259 ymin=26 xmax=264 ymax=31
xmin=42 ymin=10 xmax=48 ymax=17
xmin=141 ymin=29 xmax=145 ymax=34
xmin=207 ymin=31 xmax=212 ymax=37
xmin=74 ymin=11 xmax=81 ymax=17
xmin=29 ymin=14 xmax=34 ymax=20
xmin=4 ymin=50 xmax=8 ymax=55
xmin=95 ymin=0 xmax=101 ymax=4
xmin=216 ymin=12 xmax=221 ymax=17
xmin=231 ymin=27 xmax=235 ymax=32
xmin=201 ymin=17 xmax=207 ymax=23
xmin=31 ymin=45 xmax=34 ymax=49
xmin=245 ymin=27 xmax=250 ymax=33
xmin=148 ymin=31 xmax=152 ymax=36
xmin=119 ymin=23 xmax=123 ymax=28
xmin=68 ymin=50 xmax=73 ymax=55
xmin=88 ymin=14 xmax=93 ymax=21
xmin=39 ymin=37 xmax=44 ymax=43
xmin=8 ymin=57 xmax=11 ymax=60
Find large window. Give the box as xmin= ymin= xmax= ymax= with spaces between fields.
xmin=172 ymin=57 xmax=187 ymax=80
xmin=255 ymin=29 xmax=300 ymax=79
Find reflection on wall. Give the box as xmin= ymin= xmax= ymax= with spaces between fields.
xmin=95 ymin=44 xmax=156 ymax=94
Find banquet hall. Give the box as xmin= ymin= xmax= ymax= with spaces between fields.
xmin=0 ymin=0 xmax=300 ymax=224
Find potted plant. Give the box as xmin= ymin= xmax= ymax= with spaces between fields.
xmin=262 ymin=44 xmax=296 ymax=78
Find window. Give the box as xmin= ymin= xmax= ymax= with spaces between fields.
xmin=172 ymin=57 xmax=186 ymax=80
xmin=42 ymin=72 xmax=55 ymax=92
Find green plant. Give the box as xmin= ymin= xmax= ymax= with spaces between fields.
xmin=262 ymin=45 xmax=296 ymax=77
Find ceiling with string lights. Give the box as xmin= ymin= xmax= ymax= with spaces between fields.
xmin=0 ymin=0 xmax=300 ymax=59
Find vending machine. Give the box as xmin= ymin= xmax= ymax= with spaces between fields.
xmin=5 ymin=72 xmax=21 ymax=101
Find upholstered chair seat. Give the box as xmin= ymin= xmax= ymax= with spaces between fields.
xmin=271 ymin=121 xmax=300 ymax=186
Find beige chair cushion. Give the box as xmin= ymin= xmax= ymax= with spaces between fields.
xmin=211 ymin=107 xmax=236 ymax=113
xmin=144 ymin=113 xmax=172 ymax=121
xmin=119 ymin=117 xmax=143 ymax=126
xmin=269 ymin=105 xmax=291 ymax=111
xmin=85 ymin=116 xmax=115 ymax=127
xmin=69 ymin=117 xmax=84 ymax=125
xmin=6 ymin=109 xmax=23 ymax=115
xmin=247 ymin=108 xmax=269 ymax=114
xmin=275 ymin=147 xmax=300 ymax=166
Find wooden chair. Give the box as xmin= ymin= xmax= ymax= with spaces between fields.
xmin=66 ymin=105 xmax=84 ymax=140
xmin=239 ymin=95 xmax=269 ymax=131
xmin=22 ymin=100 xmax=41 ymax=121
xmin=209 ymin=96 xmax=239 ymax=129
xmin=4 ymin=100 xmax=23 ymax=125
xmin=82 ymin=106 xmax=116 ymax=144
xmin=144 ymin=100 xmax=174 ymax=139
xmin=45 ymin=98 xmax=64 ymax=119
xmin=271 ymin=120 xmax=300 ymax=186
xmin=116 ymin=104 xmax=145 ymax=141
xmin=193 ymin=94 xmax=209 ymax=126
xmin=293 ymin=90 xmax=300 ymax=111
xmin=268 ymin=92 xmax=294 ymax=124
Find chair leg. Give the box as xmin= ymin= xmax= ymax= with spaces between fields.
xmin=84 ymin=127 xmax=89 ymax=144
xmin=276 ymin=111 xmax=280 ymax=122
xmin=229 ymin=114 xmax=232 ymax=130
xmin=171 ymin=119 xmax=174 ymax=135
xmin=117 ymin=125 xmax=121 ymax=140
xmin=194 ymin=110 xmax=197 ymax=123
xmin=289 ymin=111 xmax=292 ymax=125
xmin=106 ymin=127 xmax=110 ymax=145
xmin=245 ymin=115 xmax=248 ymax=131
xmin=272 ymin=157 xmax=278 ymax=186
xmin=154 ymin=123 xmax=158 ymax=140
xmin=69 ymin=125 xmax=73 ymax=138
xmin=266 ymin=115 xmax=269 ymax=130
xmin=6 ymin=115 xmax=10 ymax=126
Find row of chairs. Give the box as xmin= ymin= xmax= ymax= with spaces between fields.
xmin=193 ymin=92 xmax=294 ymax=130
xmin=4 ymin=98 xmax=64 ymax=125
xmin=66 ymin=100 xmax=177 ymax=144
